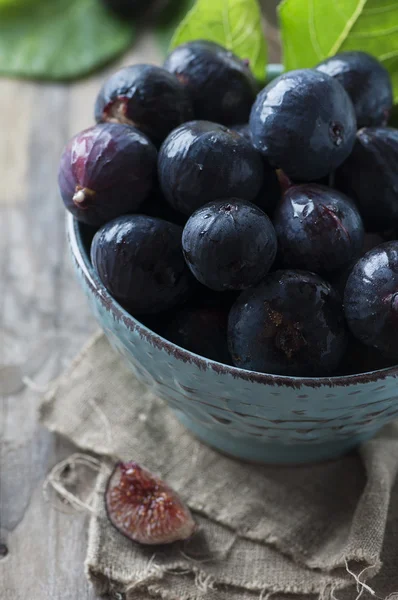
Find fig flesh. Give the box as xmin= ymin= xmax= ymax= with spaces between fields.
xmin=105 ymin=461 xmax=196 ymax=545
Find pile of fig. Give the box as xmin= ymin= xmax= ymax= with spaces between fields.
xmin=59 ymin=41 xmax=398 ymax=378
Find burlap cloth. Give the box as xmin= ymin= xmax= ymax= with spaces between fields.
xmin=40 ymin=332 xmax=398 ymax=600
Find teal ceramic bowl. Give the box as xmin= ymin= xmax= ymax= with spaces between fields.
xmin=68 ymin=215 xmax=398 ymax=464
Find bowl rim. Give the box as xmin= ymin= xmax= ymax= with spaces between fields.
xmin=67 ymin=214 xmax=398 ymax=389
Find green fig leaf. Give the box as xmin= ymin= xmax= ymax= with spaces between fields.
xmin=0 ymin=0 xmax=134 ymax=80
xmin=279 ymin=0 xmax=398 ymax=102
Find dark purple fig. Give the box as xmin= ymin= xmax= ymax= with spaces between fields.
xmin=327 ymin=233 xmax=385 ymax=296
xmin=344 ymin=241 xmax=398 ymax=358
xmin=316 ymin=51 xmax=393 ymax=128
xmin=273 ymin=184 xmax=364 ymax=273
xmin=157 ymin=305 xmax=231 ymax=364
xmin=105 ymin=461 xmax=196 ymax=545
xmin=336 ymin=334 xmax=396 ymax=376
xmin=91 ymin=215 xmax=195 ymax=314
xmin=158 ymin=121 xmax=264 ymax=216
xmin=212 ymin=122 xmax=282 ymax=217
xmin=335 ymin=127 xmax=398 ymax=231
xmin=95 ymin=65 xmax=193 ymax=145
xmin=182 ymin=200 xmax=277 ymax=291
xmin=163 ymin=41 xmax=257 ymax=125
xmin=249 ymin=69 xmax=357 ymax=181
xmin=58 ymin=123 xmax=157 ymax=227
xmin=228 ymin=270 xmax=347 ymax=376
xmin=230 ymin=122 xmax=282 ymax=216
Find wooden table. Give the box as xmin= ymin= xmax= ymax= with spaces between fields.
xmin=0 ymin=24 xmax=280 ymax=598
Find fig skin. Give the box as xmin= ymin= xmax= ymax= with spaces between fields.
xmin=335 ymin=127 xmax=398 ymax=231
xmin=316 ymin=51 xmax=393 ymax=128
xmin=327 ymin=233 xmax=385 ymax=296
xmin=249 ymin=69 xmax=357 ymax=181
xmin=58 ymin=123 xmax=157 ymax=227
xmin=344 ymin=242 xmax=398 ymax=359
xmin=336 ymin=334 xmax=396 ymax=376
xmin=273 ymin=184 xmax=364 ymax=274
xmin=230 ymin=123 xmax=282 ymax=217
xmin=105 ymin=461 xmax=196 ymax=545
xmin=156 ymin=305 xmax=231 ymax=364
xmin=158 ymin=121 xmax=264 ymax=216
xmin=182 ymin=200 xmax=277 ymax=291
xmin=228 ymin=270 xmax=347 ymax=376
xmin=95 ymin=64 xmax=193 ymax=145
xmin=163 ymin=40 xmax=257 ymax=125
xmin=91 ymin=215 xmax=195 ymax=315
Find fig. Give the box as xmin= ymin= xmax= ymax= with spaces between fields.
xmin=158 ymin=121 xmax=264 ymax=216
xmin=156 ymin=305 xmax=231 ymax=364
xmin=58 ymin=123 xmax=157 ymax=227
xmin=316 ymin=51 xmax=393 ymax=128
xmin=95 ymin=65 xmax=193 ymax=145
xmin=91 ymin=215 xmax=195 ymax=314
xmin=228 ymin=270 xmax=347 ymax=376
xmin=105 ymin=461 xmax=196 ymax=545
xmin=335 ymin=127 xmax=398 ymax=231
xmin=249 ymin=69 xmax=357 ymax=181
xmin=230 ymin=123 xmax=282 ymax=216
xmin=336 ymin=334 xmax=396 ymax=376
xmin=273 ymin=184 xmax=364 ymax=274
xmin=344 ymin=241 xmax=398 ymax=358
xmin=327 ymin=233 xmax=385 ymax=296
xmin=182 ymin=200 xmax=277 ymax=291
xmin=163 ymin=41 xmax=257 ymax=125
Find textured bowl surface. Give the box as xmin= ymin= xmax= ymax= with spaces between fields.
xmin=68 ymin=215 xmax=398 ymax=464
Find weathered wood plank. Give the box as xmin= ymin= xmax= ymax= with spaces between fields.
xmin=0 ymin=77 xmax=97 ymax=599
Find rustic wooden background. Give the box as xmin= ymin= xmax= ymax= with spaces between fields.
xmin=0 ymin=21 xmax=280 ymax=600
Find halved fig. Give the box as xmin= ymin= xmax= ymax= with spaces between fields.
xmin=105 ymin=461 xmax=196 ymax=545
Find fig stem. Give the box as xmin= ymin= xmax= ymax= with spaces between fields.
xmin=73 ymin=187 xmax=95 ymax=208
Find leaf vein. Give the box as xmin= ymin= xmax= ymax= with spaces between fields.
xmin=349 ymin=23 xmax=398 ymax=38
xmin=328 ymin=0 xmax=367 ymax=56
xmin=363 ymin=3 xmax=398 ymax=15
xmin=308 ymin=0 xmax=323 ymax=59
xmin=379 ymin=50 xmax=398 ymax=61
